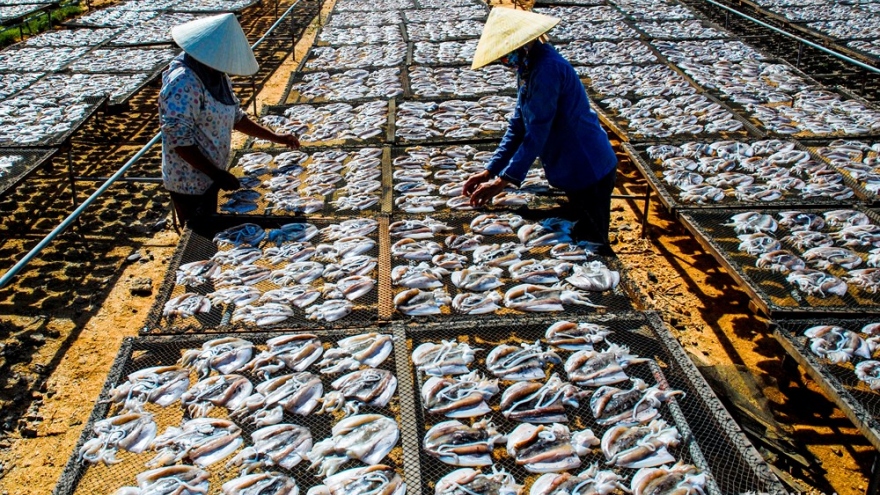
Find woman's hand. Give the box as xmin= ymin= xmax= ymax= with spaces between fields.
xmin=468 ymin=177 xmax=508 ymax=207
xmin=462 ymin=170 xmax=492 ymax=197
xmin=274 ymin=132 xmax=300 ymax=149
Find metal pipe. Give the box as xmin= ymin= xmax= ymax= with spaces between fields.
xmin=702 ymin=0 xmax=880 ymax=74
xmin=72 ymin=177 xmax=164 ymax=183
xmin=0 ymin=133 xmax=161 ymax=289
xmin=0 ymin=0 xmax=305 ymax=289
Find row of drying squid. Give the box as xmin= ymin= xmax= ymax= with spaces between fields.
xmin=83 ymin=324 xmax=703 ymax=495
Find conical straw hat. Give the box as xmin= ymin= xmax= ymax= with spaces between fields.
xmin=471 ymin=7 xmax=559 ymax=70
xmin=171 ymin=13 xmax=259 ymax=76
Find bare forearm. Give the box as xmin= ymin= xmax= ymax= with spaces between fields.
xmin=234 ymin=115 xmax=273 ymax=140
xmin=234 ymin=115 xmax=299 ymax=148
xmin=175 ymin=145 xmax=222 ymax=179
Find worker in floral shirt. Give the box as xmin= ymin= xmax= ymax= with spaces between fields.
xmin=160 ymin=14 xmax=298 ymax=225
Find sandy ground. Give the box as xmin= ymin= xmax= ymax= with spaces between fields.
xmin=0 ymin=0 xmax=876 ymax=493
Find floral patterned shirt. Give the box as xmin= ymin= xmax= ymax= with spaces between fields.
xmin=159 ymin=56 xmax=246 ymax=195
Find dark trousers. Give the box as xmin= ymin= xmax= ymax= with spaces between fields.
xmin=168 ymin=185 xmax=219 ymax=227
xmin=564 ymin=166 xmax=617 ymax=247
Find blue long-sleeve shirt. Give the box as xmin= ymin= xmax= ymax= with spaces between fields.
xmin=485 ymin=42 xmax=617 ymax=192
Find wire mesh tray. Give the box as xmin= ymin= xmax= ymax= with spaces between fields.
xmin=54 ymin=327 xmax=407 ymax=495
xmin=390 ymin=144 xmax=564 ymax=216
xmin=256 ymin=100 xmax=395 ymax=149
xmin=0 ymin=45 xmax=89 ymax=73
xmin=623 ymin=141 xmax=870 ymax=214
xmin=0 ymin=71 xmax=43 ymax=100
xmin=591 ymin=93 xmax=762 ymax=143
xmin=298 ymin=44 xmax=409 ymax=73
xmin=409 ymin=40 xmax=478 ymax=67
xmin=802 ymin=138 xmax=880 ymax=206
xmin=546 ymin=20 xmax=642 ymax=43
xmin=558 ymin=39 xmax=660 ymax=66
xmin=633 ymin=18 xmax=732 ymax=41
xmin=0 ymin=95 xmax=106 ymax=148
xmin=66 ymin=45 xmax=179 ymax=74
xmin=838 ymin=40 xmax=880 ymax=64
xmin=0 ymin=3 xmax=49 ymax=24
xmin=219 ymin=146 xmax=391 ymax=217
xmin=167 ymin=0 xmax=262 ymax=13
xmin=716 ymin=86 xmax=880 ymax=140
xmin=30 ymin=70 xmax=161 ymax=108
xmin=400 ymin=312 xmax=785 ymax=494
xmin=388 ymin=212 xmax=634 ymax=321
xmin=413 ymin=0 xmax=483 ymax=8
xmin=0 ymin=147 xmax=59 ymax=198
xmin=142 ymin=217 xmax=387 ymax=334
xmin=333 ymin=0 xmax=416 ymax=11
xmin=63 ymin=9 xmax=159 ymax=28
xmin=281 ymin=68 xmax=405 ymax=105
xmin=314 ymin=24 xmax=407 ymax=47
xmin=403 ymin=65 xmax=517 ymax=100
xmin=401 ymin=6 xmax=487 ymax=23
xmin=772 ymin=317 xmax=880 ymax=452
xmin=533 ymin=0 xmax=608 ymax=7
xmin=580 ymin=63 xmax=702 ymax=103
xmin=325 ymin=10 xmax=404 ymax=28
xmin=402 ymin=20 xmax=485 ymax=43
xmin=393 ymin=96 xmax=515 ymax=145
xmin=679 ymin=207 xmax=880 ymax=318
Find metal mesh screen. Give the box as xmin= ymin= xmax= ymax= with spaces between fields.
xmin=299 ymin=45 xmax=409 ymax=72
xmin=410 ymin=40 xmax=478 ymax=67
xmin=623 ymin=141 xmax=868 ymax=214
xmin=533 ymin=0 xmax=607 ymax=6
xmin=388 ymin=213 xmax=634 ymax=321
xmin=28 ymin=72 xmax=158 ymax=108
xmin=389 ymin=144 xmax=564 ymax=216
xmin=727 ymin=87 xmax=880 ymax=140
xmin=773 ymin=318 xmax=880 ymax=452
xmin=0 ymin=147 xmax=58 ymax=197
xmin=394 ymin=96 xmax=515 ymax=145
xmin=679 ymin=208 xmax=880 ymax=317
xmin=54 ymin=329 xmax=407 ymax=495
xmin=258 ymin=100 xmax=394 ymax=148
xmin=220 ymin=147 xmax=389 ymax=217
xmin=633 ymin=18 xmax=732 ymax=40
xmin=167 ymin=0 xmax=262 ymax=13
xmin=590 ymin=94 xmax=761 ymax=144
xmin=803 ymin=139 xmax=880 ymax=205
xmin=326 ymin=10 xmax=404 ymax=27
xmin=0 ymin=95 xmax=106 ymax=148
xmin=67 ymin=46 xmax=179 ymax=74
xmin=402 ymin=312 xmax=784 ymax=494
xmin=282 ymin=68 xmax=405 ymax=105
xmin=401 ymin=7 xmax=487 ymax=23
xmin=0 ymin=4 xmax=50 ymax=24
xmin=403 ymin=65 xmax=517 ymax=101
xmin=315 ymin=24 xmax=408 ymax=47
xmin=143 ymin=217 xmax=385 ymax=334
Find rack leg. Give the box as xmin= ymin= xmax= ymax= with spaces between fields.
xmin=641 ymin=189 xmax=650 ymax=239
xmin=251 ymin=76 xmax=257 ymax=116
xmin=868 ymin=453 xmax=880 ymax=495
xmin=65 ymin=145 xmax=81 ymax=230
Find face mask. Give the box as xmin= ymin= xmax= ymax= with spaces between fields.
xmin=499 ymin=50 xmax=521 ymax=69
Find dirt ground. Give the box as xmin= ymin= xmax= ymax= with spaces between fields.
xmin=0 ymin=0 xmax=876 ymax=494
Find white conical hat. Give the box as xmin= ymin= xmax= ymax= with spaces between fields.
xmin=171 ymin=13 xmax=259 ymax=76
xmin=471 ymin=7 xmax=559 ymax=70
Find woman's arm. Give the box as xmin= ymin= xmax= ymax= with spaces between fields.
xmin=175 ymin=145 xmax=240 ymax=190
xmin=234 ymin=114 xmax=300 ymax=149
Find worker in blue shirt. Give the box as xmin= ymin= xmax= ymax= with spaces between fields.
xmin=463 ymin=7 xmax=618 ymax=254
